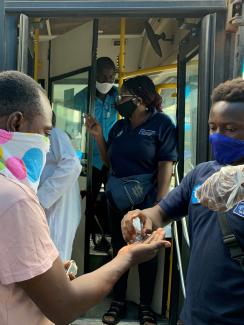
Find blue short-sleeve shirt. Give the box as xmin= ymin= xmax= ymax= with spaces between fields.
xmin=74 ymin=87 xmax=118 ymax=170
xmin=159 ymin=161 xmax=244 ymax=325
xmin=107 ymin=110 xmax=177 ymax=178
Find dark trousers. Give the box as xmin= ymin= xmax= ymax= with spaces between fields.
xmin=109 ymin=205 xmax=158 ymax=305
xmin=92 ymin=166 xmax=108 ymax=198
xmin=86 ymin=166 xmax=108 ymax=239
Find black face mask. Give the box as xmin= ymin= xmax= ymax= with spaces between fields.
xmin=115 ymin=99 xmax=137 ymax=118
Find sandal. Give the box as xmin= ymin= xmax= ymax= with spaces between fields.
xmin=102 ymin=301 xmax=126 ymax=325
xmin=138 ymin=304 xmax=157 ymax=325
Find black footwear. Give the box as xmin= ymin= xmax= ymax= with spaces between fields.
xmin=102 ymin=301 xmax=126 ymax=325
xmin=138 ymin=304 xmax=157 ymax=325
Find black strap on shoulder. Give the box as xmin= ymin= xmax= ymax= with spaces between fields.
xmin=218 ymin=212 xmax=244 ymax=273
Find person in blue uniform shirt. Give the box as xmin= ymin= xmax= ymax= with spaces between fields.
xmin=86 ymin=75 xmax=177 ymax=325
xmin=74 ymin=57 xmax=118 ymax=246
xmin=121 ymin=78 xmax=244 ymax=325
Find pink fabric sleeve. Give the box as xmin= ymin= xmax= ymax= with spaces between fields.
xmin=0 ymin=198 xmax=59 ymax=285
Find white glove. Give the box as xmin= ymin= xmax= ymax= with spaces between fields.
xmin=196 ymin=165 xmax=244 ymax=211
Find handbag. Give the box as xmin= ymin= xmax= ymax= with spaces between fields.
xmin=106 ymin=172 xmax=155 ymax=211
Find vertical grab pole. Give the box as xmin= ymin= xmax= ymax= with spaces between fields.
xmin=171 ymin=163 xmax=187 ymax=302
xmin=173 ymin=221 xmax=186 ymax=298
xmin=119 ymin=17 xmax=126 ymax=89
xmin=175 ymin=162 xmax=190 ymax=247
xmin=0 ymin=0 xmax=5 ymax=71
xmin=166 ymin=239 xmax=174 ymax=319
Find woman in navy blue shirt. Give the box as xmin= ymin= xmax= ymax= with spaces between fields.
xmin=86 ymin=76 xmax=177 ymax=325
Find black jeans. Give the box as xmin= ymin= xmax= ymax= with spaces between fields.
xmin=109 ymin=204 xmax=157 ymax=305
xmin=86 ymin=166 xmax=108 ymax=239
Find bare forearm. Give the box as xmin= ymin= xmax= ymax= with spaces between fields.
xmin=95 ymin=135 xmax=109 ymax=166
xmin=19 ymin=254 xmax=132 ymax=325
xmin=142 ymin=205 xmax=170 ymax=229
xmin=68 ymin=253 xmax=131 ymax=317
xmin=156 ymin=161 xmax=173 ymax=200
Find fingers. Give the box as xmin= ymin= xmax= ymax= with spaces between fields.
xmin=143 ymin=228 xmax=163 ymax=243
xmin=121 ymin=210 xmax=141 ymax=242
xmin=142 ymin=228 xmax=171 ymax=249
xmin=63 ymin=260 xmax=71 ymax=270
xmin=86 ymin=116 xmax=96 ymax=128
xmin=64 ymin=260 xmax=76 ymax=281
xmin=141 ymin=218 xmax=153 ymax=237
xmin=67 ymin=272 xmax=76 ymax=281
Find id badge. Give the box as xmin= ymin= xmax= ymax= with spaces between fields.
xmin=191 ymin=184 xmax=202 ymax=204
xmin=233 ymin=201 xmax=244 ymax=218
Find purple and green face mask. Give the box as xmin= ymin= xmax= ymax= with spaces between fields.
xmin=209 ymin=133 xmax=244 ymax=165
xmin=0 ymin=129 xmax=50 ymax=192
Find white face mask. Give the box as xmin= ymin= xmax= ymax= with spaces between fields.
xmin=96 ymin=81 xmax=114 ymax=94
xmin=0 ymin=129 xmax=50 ymax=192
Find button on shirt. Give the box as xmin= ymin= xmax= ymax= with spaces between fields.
xmin=159 ymin=161 xmax=244 ymax=325
xmin=74 ymin=86 xmax=118 ymax=170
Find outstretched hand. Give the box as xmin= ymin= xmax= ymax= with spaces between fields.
xmin=118 ymin=228 xmax=171 ymax=265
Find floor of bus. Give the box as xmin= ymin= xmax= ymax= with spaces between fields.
xmin=72 ymin=297 xmax=168 ymax=324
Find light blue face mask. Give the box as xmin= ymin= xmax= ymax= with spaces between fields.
xmin=209 ymin=133 xmax=244 ymax=165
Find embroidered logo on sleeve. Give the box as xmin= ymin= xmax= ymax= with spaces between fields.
xmin=191 ymin=184 xmax=202 ymax=204
xmin=233 ymin=201 xmax=244 ymax=218
xmin=139 ymin=129 xmax=156 ymax=136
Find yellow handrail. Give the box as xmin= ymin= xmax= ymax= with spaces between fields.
xmin=122 ymin=64 xmax=177 ymax=80
xmin=119 ymin=18 xmax=126 ymax=89
xmin=156 ymin=83 xmax=177 ymax=93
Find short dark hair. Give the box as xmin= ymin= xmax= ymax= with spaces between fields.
xmin=0 ymin=70 xmax=45 ymax=120
xmin=211 ymin=78 xmax=244 ymax=104
xmin=123 ymin=75 xmax=162 ymax=112
xmin=96 ymin=57 xmax=115 ymax=72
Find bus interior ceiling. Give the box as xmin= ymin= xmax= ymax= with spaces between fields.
xmin=33 ymin=16 xmax=199 ymax=92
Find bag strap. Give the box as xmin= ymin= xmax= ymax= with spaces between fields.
xmin=218 ymin=211 xmax=244 ymax=272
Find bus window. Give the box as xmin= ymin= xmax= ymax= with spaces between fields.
xmin=161 ymin=88 xmax=177 ymax=125
xmin=51 ymin=70 xmax=89 ymax=155
xmin=184 ymin=55 xmax=199 ymax=175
